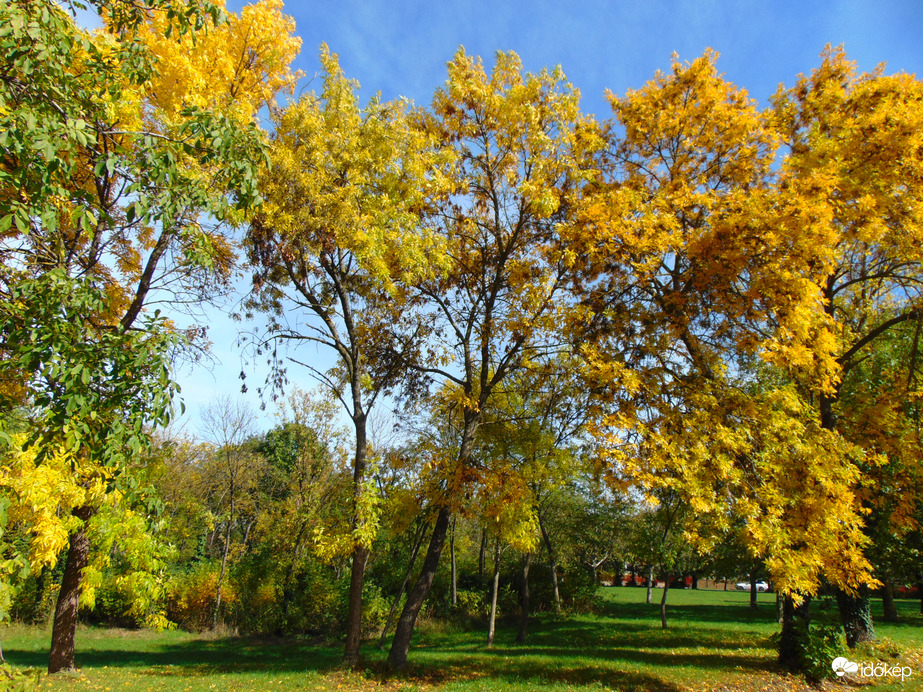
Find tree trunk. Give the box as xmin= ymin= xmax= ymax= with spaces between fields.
xmin=486 ymin=535 xmax=501 ymax=647
xmin=660 ymin=571 xmax=670 ymax=629
xmin=478 ymin=528 xmax=487 ymax=580
xmin=837 ymin=585 xmax=875 ymax=648
xmin=539 ymin=516 xmax=560 ymax=613
xmin=342 ymin=412 xmax=370 ymax=668
xmin=723 ymin=576 xmax=728 ymax=591
xmin=377 ymin=522 xmax=426 ymax=650
xmin=749 ymin=573 xmax=758 ymax=609
xmin=691 ymin=572 xmax=698 ymax=590
xmin=646 ymin=565 xmax=654 ymax=605
xmin=48 ymin=506 xmax=94 ymax=674
xmin=387 ymin=506 xmax=451 ymax=671
xmin=778 ymin=593 xmax=811 ymax=671
xmin=515 ymin=552 xmax=532 ymax=644
xmin=450 ymin=516 xmax=457 ymax=608
xmin=881 ymin=579 xmax=899 ymax=622
xmin=213 ymin=482 xmax=234 ymax=630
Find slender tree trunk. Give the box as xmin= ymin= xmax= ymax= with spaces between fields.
xmin=486 ymin=535 xmax=501 ymax=647
xmin=450 ymin=516 xmax=457 ymax=608
xmin=539 ymin=516 xmax=560 ymax=613
xmin=515 ymin=553 xmax=532 ymax=644
xmin=881 ymin=579 xmax=899 ymax=622
xmin=343 ymin=412 xmax=370 ymax=668
xmin=778 ymin=593 xmax=811 ymax=671
xmin=377 ymin=523 xmax=426 ymax=649
xmin=646 ymin=565 xmax=654 ymax=605
xmin=691 ymin=572 xmax=698 ymax=590
xmin=213 ymin=491 xmax=234 ymax=630
xmin=660 ymin=571 xmax=670 ymax=629
xmin=837 ymin=585 xmax=875 ymax=648
xmin=48 ymin=506 xmax=94 ymax=674
xmin=723 ymin=577 xmax=728 ymax=591
xmin=749 ymin=573 xmax=758 ymax=609
xmin=478 ymin=528 xmax=487 ymax=580
xmin=387 ymin=506 xmax=451 ymax=671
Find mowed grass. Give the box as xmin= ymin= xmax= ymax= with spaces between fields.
xmin=3 ymin=588 xmax=922 ymax=691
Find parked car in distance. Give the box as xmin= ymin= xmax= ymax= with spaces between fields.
xmin=735 ymin=581 xmax=769 ymax=592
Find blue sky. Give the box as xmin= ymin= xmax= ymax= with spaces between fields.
xmin=172 ymin=0 xmax=923 ymax=435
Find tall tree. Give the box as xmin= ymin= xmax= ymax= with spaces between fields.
xmin=244 ymin=46 xmax=445 ymax=667
xmin=771 ymin=46 xmax=923 ymax=647
xmin=574 ymin=51 xmax=875 ymax=667
xmin=386 ymin=49 xmax=603 ymax=670
xmin=0 ymin=0 xmax=300 ymax=672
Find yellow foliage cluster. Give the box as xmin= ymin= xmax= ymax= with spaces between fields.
xmin=137 ymin=0 xmax=302 ymax=125
xmin=0 ymin=436 xmax=173 ymax=624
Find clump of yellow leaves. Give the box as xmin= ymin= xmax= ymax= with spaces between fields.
xmin=138 ymin=0 xmax=302 ymax=125
xmin=0 ymin=435 xmax=173 ymax=627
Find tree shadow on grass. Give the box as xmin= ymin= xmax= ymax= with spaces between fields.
xmin=4 ymin=635 xmax=343 ymax=677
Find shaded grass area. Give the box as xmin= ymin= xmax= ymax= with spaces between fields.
xmin=3 ymin=588 xmax=922 ymax=691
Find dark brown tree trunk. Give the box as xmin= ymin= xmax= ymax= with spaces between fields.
xmin=538 ymin=515 xmax=560 ymax=612
xmin=450 ymin=516 xmax=457 ymax=608
xmin=387 ymin=506 xmax=451 ymax=671
xmin=377 ymin=522 xmax=427 ymax=650
xmin=660 ymin=571 xmax=670 ymax=629
xmin=749 ymin=573 xmax=758 ymax=609
xmin=837 ymin=585 xmax=875 ymax=648
xmin=778 ymin=593 xmax=811 ymax=671
xmin=343 ymin=412 xmax=369 ymax=668
xmin=515 ymin=552 xmax=532 ymax=644
xmin=486 ymin=535 xmax=501 ymax=647
xmin=881 ymin=578 xmax=899 ymax=622
xmin=48 ymin=506 xmax=94 ymax=674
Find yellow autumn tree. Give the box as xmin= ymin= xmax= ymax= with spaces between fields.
xmin=572 ymin=50 xmax=877 ymax=668
xmin=244 ymin=44 xmax=450 ymax=667
xmin=770 ymin=45 xmax=923 ymax=648
xmin=0 ymin=0 xmax=301 ymax=673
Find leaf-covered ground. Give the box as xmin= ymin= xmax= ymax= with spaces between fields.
xmin=3 ymin=588 xmax=921 ymax=691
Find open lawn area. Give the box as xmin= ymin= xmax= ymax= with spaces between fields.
xmin=3 ymin=588 xmax=922 ymax=691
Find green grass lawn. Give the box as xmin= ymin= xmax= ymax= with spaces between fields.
xmin=3 ymin=588 xmax=922 ymax=691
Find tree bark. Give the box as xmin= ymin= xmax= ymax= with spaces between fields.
xmin=881 ymin=578 xmax=899 ymax=622
xmin=486 ymin=535 xmax=501 ymax=647
xmin=515 ymin=552 xmax=532 ymax=644
xmin=749 ymin=572 xmax=758 ymax=609
xmin=450 ymin=516 xmax=457 ymax=608
xmin=539 ymin=515 xmax=560 ymax=613
xmin=387 ymin=506 xmax=451 ymax=671
xmin=377 ymin=522 xmax=427 ymax=649
xmin=343 ymin=412 xmax=370 ymax=668
xmin=48 ymin=506 xmax=94 ymax=674
xmin=779 ymin=593 xmax=811 ymax=671
xmin=660 ymin=571 xmax=670 ymax=629
xmin=837 ymin=585 xmax=875 ymax=648
xmin=478 ymin=528 xmax=487 ymax=580
xmin=646 ymin=565 xmax=654 ymax=605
